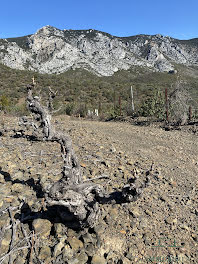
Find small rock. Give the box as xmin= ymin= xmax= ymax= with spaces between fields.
xmin=95 ymin=223 xmax=106 ymax=235
xmin=186 ymin=200 xmax=192 ymax=205
xmin=85 ymin=243 xmax=95 ymax=256
xmin=27 ymin=199 xmax=42 ymax=212
xmin=110 ymin=146 xmax=116 ymax=153
xmin=54 ymin=240 xmax=65 ymax=257
xmin=160 ymin=195 xmax=166 ymax=202
xmin=0 ymin=229 xmax=12 ymax=255
xmin=80 ymin=162 xmax=87 ymax=168
xmin=126 ymin=160 xmax=134 ymax=166
xmin=0 ymin=214 xmax=10 ymax=229
xmin=130 ymin=207 xmax=140 ymax=218
xmin=13 ymin=170 xmax=24 ymax=180
xmin=3 ymin=196 xmax=15 ymax=203
xmin=153 ymin=171 xmax=163 ymax=180
xmin=170 ymin=179 xmax=177 ymax=187
xmin=76 ymin=251 xmax=88 ymax=264
xmin=191 ymin=233 xmax=198 ymax=241
xmin=145 ymin=209 xmax=152 ymax=217
xmin=92 ymin=254 xmax=106 ymax=264
xmin=54 ymin=223 xmax=67 ymax=238
xmin=180 ymin=224 xmax=190 ymax=231
xmin=39 ymin=246 xmax=51 ymax=261
xmin=165 ymin=216 xmax=177 ymax=225
xmin=121 ymin=257 xmax=131 ymax=264
xmin=118 ymin=166 xmax=125 ymax=171
xmin=139 ymin=217 xmax=148 ymax=228
xmin=32 ymin=219 xmax=52 ymax=238
xmin=67 ymin=236 xmax=83 ymax=252
xmin=0 ymin=174 xmax=5 ymax=183
xmin=83 ymin=233 xmax=96 ymax=244
xmin=109 ymin=208 xmax=119 ymax=218
xmin=101 ymin=160 xmax=110 ymax=167
xmin=63 ymin=245 xmax=74 ymax=259
xmin=67 ymin=229 xmax=78 ymax=238
xmin=11 ymin=183 xmax=24 ymax=193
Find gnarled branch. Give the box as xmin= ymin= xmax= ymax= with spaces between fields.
xmin=23 ymin=83 xmax=151 ymax=227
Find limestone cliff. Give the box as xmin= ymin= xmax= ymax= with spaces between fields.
xmin=0 ymin=25 xmax=198 ymax=76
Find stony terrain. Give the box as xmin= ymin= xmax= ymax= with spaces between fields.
xmin=1 ymin=25 xmax=198 ymax=75
xmin=0 ymin=115 xmax=198 ymax=263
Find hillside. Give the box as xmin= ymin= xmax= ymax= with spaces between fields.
xmin=1 ymin=25 xmax=198 ymax=76
xmin=1 ymin=61 xmax=198 ymax=119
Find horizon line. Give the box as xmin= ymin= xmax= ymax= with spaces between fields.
xmin=1 ymin=25 xmax=197 ymax=41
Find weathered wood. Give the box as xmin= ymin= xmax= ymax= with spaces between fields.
xmin=24 ymin=83 xmax=151 ymax=227
xmin=25 ymin=84 xmax=102 ymax=226
xmin=26 ymin=84 xmax=81 ymax=183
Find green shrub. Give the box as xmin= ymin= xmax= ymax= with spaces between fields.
xmin=0 ymin=95 xmax=11 ymax=112
xmin=65 ymin=103 xmax=75 ymax=115
xmin=139 ymin=89 xmax=165 ymax=119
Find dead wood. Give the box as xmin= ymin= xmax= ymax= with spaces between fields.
xmin=0 ymin=230 xmax=38 ymax=264
xmin=23 ymin=83 xmax=151 ymax=228
xmin=8 ymin=208 xmax=18 ymax=264
xmin=25 ymin=84 xmax=102 ymax=227
xmin=0 ymin=205 xmax=30 ymax=264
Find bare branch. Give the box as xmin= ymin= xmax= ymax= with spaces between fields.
xmin=8 ymin=208 xmax=18 ymax=264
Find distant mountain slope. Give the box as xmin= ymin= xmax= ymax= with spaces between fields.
xmin=1 ymin=25 xmax=198 ymax=76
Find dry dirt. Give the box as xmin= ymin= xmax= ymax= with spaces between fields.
xmin=0 ymin=115 xmax=198 ymax=264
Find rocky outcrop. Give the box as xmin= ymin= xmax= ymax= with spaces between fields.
xmin=0 ymin=25 xmax=198 ymax=76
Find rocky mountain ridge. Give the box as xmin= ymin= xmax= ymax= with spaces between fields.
xmin=0 ymin=25 xmax=198 ymax=76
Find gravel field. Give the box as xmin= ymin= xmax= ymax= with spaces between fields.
xmin=0 ymin=115 xmax=197 ymax=263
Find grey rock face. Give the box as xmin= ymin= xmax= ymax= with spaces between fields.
xmin=0 ymin=25 xmax=198 ymax=76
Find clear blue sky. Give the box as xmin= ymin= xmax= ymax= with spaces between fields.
xmin=0 ymin=0 xmax=198 ymax=40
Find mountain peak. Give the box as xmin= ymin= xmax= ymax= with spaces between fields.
xmin=35 ymin=25 xmax=62 ymax=37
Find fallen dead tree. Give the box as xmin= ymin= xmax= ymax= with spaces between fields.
xmin=22 ymin=83 xmax=151 ymax=228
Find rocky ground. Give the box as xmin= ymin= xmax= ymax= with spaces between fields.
xmin=0 ymin=115 xmax=198 ymax=264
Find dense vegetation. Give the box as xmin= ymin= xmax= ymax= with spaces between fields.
xmin=0 ymin=62 xmax=198 ymax=119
